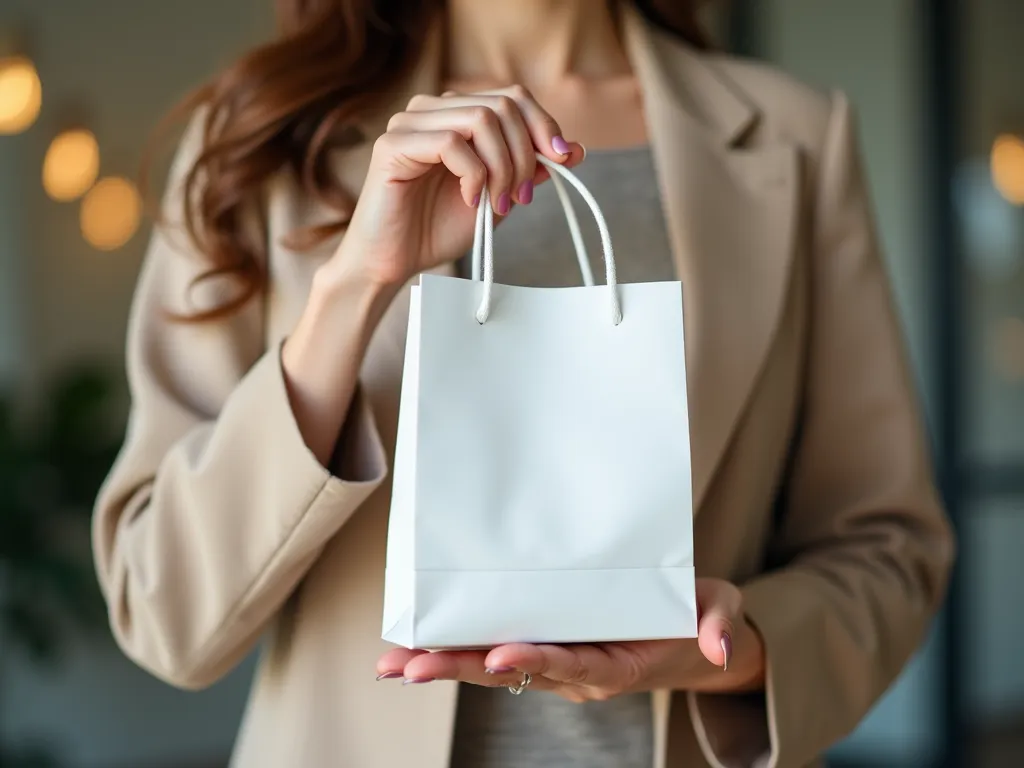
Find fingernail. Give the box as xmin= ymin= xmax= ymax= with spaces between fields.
xmin=402 ymin=677 xmax=434 ymax=685
xmin=485 ymin=666 xmax=515 ymax=675
xmin=497 ymin=191 xmax=511 ymax=215
xmin=552 ymin=135 xmax=570 ymax=156
xmin=721 ymin=634 xmax=732 ymax=672
xmin=471 ymin=192 xmax=480 ymax=207
xmin=518 ymin=180 xmax=534 ymax=205
xmin=376 ymin=672 xmax=402 ymax=681
xmin=580 ymin=143 xmax=587 ymax=161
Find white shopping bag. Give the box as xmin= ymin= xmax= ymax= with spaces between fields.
xmin=382 ymin=155 xmax=696 ymax=650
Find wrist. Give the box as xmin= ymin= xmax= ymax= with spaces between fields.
xmin=309 ymin=260 xmax=399 ymax=323
xmin=283 ymin=262 xmax=398 ymax=381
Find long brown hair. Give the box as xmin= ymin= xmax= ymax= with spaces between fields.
xmin=156 ymin=0 xmax=710 ymax=321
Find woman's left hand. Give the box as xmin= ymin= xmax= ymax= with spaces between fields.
xmin=376 ymin=578 xmax=765 ymax=699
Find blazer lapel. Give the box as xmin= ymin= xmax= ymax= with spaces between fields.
xmin=624 ymin=10 xmax=800 ymax=515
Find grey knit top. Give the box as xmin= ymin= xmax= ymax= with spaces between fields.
xmin=450 ymin=146 xmax=675 ymax=768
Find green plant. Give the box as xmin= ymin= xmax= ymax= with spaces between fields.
xmin=0 ymin=364 xmax=124 ymax=767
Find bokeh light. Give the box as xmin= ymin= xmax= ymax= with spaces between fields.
xmin=43 ymin=128 xmax=100 ymax=201
xmin=991 ymin=133 xmax=1024 ymax=206
xmin=80 ymin=176 xmax=142 ymax=251
xmin=0 ymin=55 xmax=43 ymax=135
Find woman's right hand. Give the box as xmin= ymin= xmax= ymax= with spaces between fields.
xmin=283 ymin=86 xmax=581 ymax=465
xmin=330 ymin=85 xmax=585 ymax=290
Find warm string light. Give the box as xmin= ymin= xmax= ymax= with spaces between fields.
xmin=0 ymin=55 xmax=42 ymax=135
xmin=0 ymin=49 xmax=141 ymax=250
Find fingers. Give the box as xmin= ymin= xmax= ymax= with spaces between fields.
xmin=390 ymin=101 xmax=527 ymax=211
xmin=431 ymin=96 xmax=537 ymax=207
xmin=376 ymin=639 xmax=648 ymax=699
xmin=376 ymin=648 xmax=558 ymax=691
xmin=400 ymin=86 xmax=583 ymax=211
xmin=488 ymin=85 xmax=578 ymax=164
xmin=404 ymin=95 xmax=531 ymax=211
xmin=371 ymin=129 xmax=486 ymax=207
xmin=442 ymin=87 xmax=588 ymax=192
xmin=478 ymin=85 xmax=586 ymax=184
xmin=407 ymin=650 xmax=551 ymax=689
xmin=375 ymin=647 xmax=428 ymax=680
xmin=695 ymin=578 xmax=743 ymax=670
xmin=403 ymin=650 xmax=489 ymax=685
xmin=485 ymin=643 xmax=632 ymax=691
xmin=531 ymin=142 xmax=585 ymax=188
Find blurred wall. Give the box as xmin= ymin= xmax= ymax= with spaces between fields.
xmin=959 ymin=0 xmax=1024 ymax=726
xmin=758 ymin=0 xmax=933 ymax=405
xmin=758 ymin=0 xmax=1024 ymax=763
xmin=0 ymin=2 xmax=269 ymax=766
xmin=755 ymin=0 xmax=943 ymax=765
xmin=0 ymin=125 xmax=26 ymax=382
xmin=2 ymin=0 xmax=270 ymax=384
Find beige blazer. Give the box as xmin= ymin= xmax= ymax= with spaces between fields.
xmin=93 ymin=7 xmax=954 ymax=768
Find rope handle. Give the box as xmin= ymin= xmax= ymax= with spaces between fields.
xmin=470 ymin=153 xmax=622 ymax=326
xmin=470 ymin=170 xmax=594 ymax=286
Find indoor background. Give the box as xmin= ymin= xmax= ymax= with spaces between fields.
xmin=0 ymin=1 xmax=1020 ymax=766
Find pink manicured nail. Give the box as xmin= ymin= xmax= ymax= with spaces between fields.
xmin=403 ymin=677 xmax=434 ymax=685
xmin=552 ymin=136 xmax=571 ymax=155
xmin=497 ymin=192 xmax=511 ymax=215
xmin=485 ymin=666 xmax=515 ymax=675
xmin=472 ymin=192 xmax=480 ymax=207
xmin=721 ymin=634 xmax=732 ymax=672
xmin=376 ymin=672 xmax=402 ymax=681
xmin=518 ymin=180 xmax=534 ymax=205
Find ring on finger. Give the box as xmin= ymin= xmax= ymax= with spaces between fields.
xmin=507 ymin=672 xmax=532 ymax=695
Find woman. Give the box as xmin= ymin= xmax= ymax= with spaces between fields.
xmin=93 ymin=0 xmax=955 ymax=766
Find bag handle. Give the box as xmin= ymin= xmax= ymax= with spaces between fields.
xmin=470 ymin=153 xmax=622 ymax=326
xmin=470 ymin=170 xmax=594 ymax=287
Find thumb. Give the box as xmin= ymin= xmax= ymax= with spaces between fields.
xmin=695 ymin=578 xmax=743 ymax=670
xmin=531 ymin=142 xmax=586 ymax=187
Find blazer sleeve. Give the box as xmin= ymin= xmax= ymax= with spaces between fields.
xmin=688 ymin=92 xmax=956 ymax=768
xmin=91 ymin=116 xmax=388 ymax=691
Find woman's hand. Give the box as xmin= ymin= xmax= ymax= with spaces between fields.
xmin=328 ymin=86 xmax=585 ymax=291
xmin=376 ymin=579 xmax=766 ymax=699
xmin=282 ymin=86 xmax=581 ymax=464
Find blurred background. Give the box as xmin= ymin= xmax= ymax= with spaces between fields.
xmin=0 ymin=0 xmax=1020 ymax=766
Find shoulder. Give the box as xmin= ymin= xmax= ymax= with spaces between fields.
xmin=635 ymin=15 xmax=861 ymax=166
xmin=645 ymin=34 xmax=864 ymax=174
xmin=703 ymin=51 xmax=845 ymax=152
xmin=659 ymin=43 xmax=866 ymax=201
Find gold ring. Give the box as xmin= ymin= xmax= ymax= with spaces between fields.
xmin=507 ymin=672 xmax=532 ymax=695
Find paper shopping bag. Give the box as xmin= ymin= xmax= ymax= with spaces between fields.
xmin=382 ymin=154 xmax=696 ymax=650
